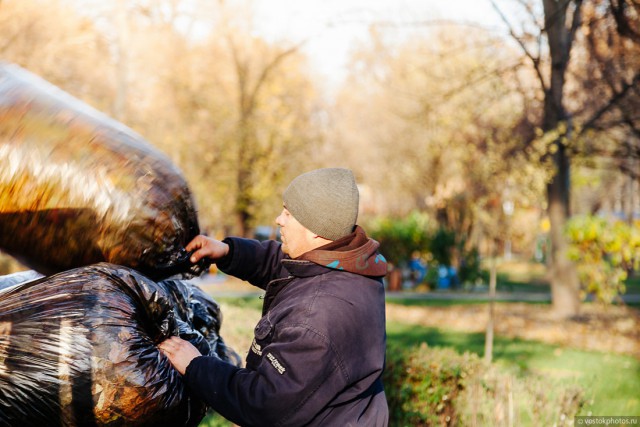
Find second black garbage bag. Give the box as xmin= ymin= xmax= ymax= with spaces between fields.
xmin=0 ymin=263 xmax=239 ymax=427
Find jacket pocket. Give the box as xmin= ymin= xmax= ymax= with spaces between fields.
xmin=247 ymin=314 xmax=274 ymax=367
xmin=254 ymin=314 xmax=274 ymax=340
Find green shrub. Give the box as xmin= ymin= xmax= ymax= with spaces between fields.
xmin=457 ymin=367 xmax=584 ymax=427
xmin=457 ymin=247 xmax=486 ymax=286
xmin=428 ymin=227 xmax=456 ymax=267
xmin=368 ymin=212 xmax=431 ymax=267
xmin=368 ymin=214 xmax=483 ymax=287
xmin=384 ymin=343 xmax=482 ymax=426
xmin=384 ymin=344 xmax=584 ymax=426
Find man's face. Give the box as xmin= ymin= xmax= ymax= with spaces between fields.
xmin=275 ymin=207 xmax=316 ymax=258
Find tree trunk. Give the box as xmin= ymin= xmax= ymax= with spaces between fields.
xmin=547 ymin=144 xmax=581 ymax=316
xmin=543 ymin=0 xmax=583 ymax=317
xmin=234 ymin=153 xmax=253 ymax=238
xmin=484 ymin=248 xmax=497 ymax=364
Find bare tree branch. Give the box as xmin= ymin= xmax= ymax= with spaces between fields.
xmin=491 ymin=0 xmax=547 ymax=90
xmin=611 ymin=0 xmax=640 ymax=43
xmin=580 ymin=71 xmax=640 ymax=134
xmin=246 ymin=38 xmax=308 ymax=117
xmin=566 ymin=0 xmax=584 ymax=61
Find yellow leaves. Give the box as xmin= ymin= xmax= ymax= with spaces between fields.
xmin=540 ymin=217 xmax=551 ymax=233
xmin=565 ymin=215 xmax=640 ymax=304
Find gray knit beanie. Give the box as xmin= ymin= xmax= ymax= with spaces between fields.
xmin=283 ymin=168 xmax=359 ymax=241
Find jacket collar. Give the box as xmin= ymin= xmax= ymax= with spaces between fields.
xmin=281 ymin=258 xmax=332 ymax=278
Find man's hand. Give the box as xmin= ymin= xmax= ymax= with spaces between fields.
xmin=186 ymin=235 xmax=229 ymax=264
xmin=158 ymin=336 xmax=202 ymax=375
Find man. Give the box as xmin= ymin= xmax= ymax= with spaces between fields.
xmin=159 ymin=168 xmax=388 ymax=426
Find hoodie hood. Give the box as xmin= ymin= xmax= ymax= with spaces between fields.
xmin=296 ymin=226 xmax=387 ymax=277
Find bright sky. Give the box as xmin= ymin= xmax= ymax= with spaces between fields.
xmin=72 ymin=0 xmax=512 ymax=87
xmin=251 ymin=0 xmax=508 ymax=86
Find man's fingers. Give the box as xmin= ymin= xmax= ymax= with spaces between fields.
xmin=185 ymin=235 xmax=228 ymax=264
xmin=185 ymin=236 xmax=203 ymax=252
xmin=186 ymin=236 xmax=208 ymax=263
xmin=190 ymin=248 xmax=206 ymax=263
xmin=158 ymin=336 xmax=180 ymax=352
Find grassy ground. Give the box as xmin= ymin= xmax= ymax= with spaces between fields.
xmin=387 ymin=321 xmax=640 ymax=417
xmin=493 ymin=260 xmax=551 ymax=293
xmin=199 ymin=293 xmax=640 ymax=426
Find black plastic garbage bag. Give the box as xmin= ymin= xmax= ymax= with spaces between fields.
xmin=0 ymin=263 xmax=239 ymax=427
xmin=0 ymin=62 xmax=204 ymax=280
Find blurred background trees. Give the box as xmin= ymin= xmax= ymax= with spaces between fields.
xmin=1 ymin=0 xmax=638 ymax=316
xmin=489 ymin=0 xmax=640 ymax=316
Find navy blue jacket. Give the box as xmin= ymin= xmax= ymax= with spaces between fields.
xmin=183 ymin=231 xmax=388 ymax=426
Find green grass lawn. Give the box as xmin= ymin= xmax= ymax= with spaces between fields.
xmin=387 ymin=321 xmax=640 ymax=417
xmin=200 ymin=293 xmax=640 ymax=425
xmin=216 ymin=295 xmax=264 ymax=311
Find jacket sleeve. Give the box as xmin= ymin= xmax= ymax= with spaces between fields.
xmin=217 ymin=238 xmax=288 ymax=290
xmin=183 ymin=324 xmax=348 ymax=427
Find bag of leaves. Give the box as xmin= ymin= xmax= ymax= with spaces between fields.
xmin=0 ymin=263 xmax=239 ymax=427
xmin=0 ymin=62 xmax=204 ymax=280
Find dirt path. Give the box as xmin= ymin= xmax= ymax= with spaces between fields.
xmin=386 ymin=302 xmax=640 ymax=359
